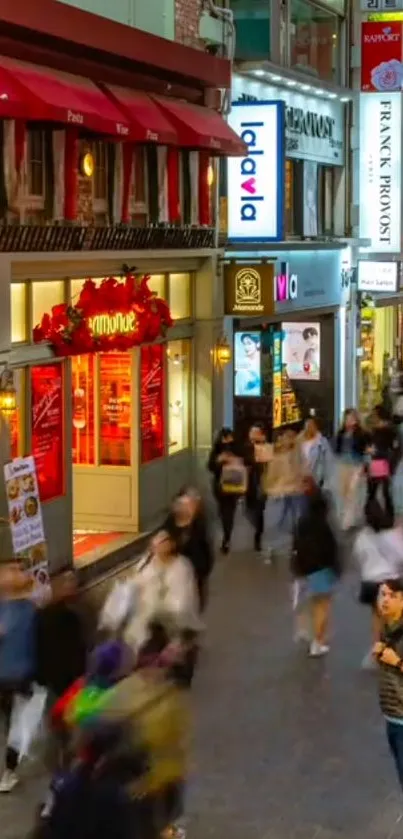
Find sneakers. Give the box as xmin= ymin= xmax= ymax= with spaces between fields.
xmin=0 ymin=770 xmax=18 ymax=793
xmin=309 ymin=640 xmax=330 ymax=658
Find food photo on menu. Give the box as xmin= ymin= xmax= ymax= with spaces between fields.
xmin=281 ymin=322 xmax=320 ymax=381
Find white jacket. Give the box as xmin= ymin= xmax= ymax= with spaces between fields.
xmin=101 ymin=552 xmax=202 ymax=654
xmin=354 ymin=527 xmax=403 ymax=583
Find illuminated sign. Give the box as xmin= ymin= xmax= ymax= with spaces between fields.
xmin=224 ymin=263 xmax=274 ymax=315
xmin=369 ymin=12 xmax=403 ymax=19
xmin=358 ymin=261 xmax=398 ymax=292
xmin=227 ymin=101 xmax=285 ymax=242
xmin=273 ymin=332 xmax=282 ymax=429
xmin=89 ymin=312 xmax=137 ymax=337
xmin=359 ymin=92 xmax=402 ymax=252
xmin=274 ymin=264 xmax=298 ymax=302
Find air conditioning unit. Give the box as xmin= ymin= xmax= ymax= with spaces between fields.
xmin=199 ymin=10 xmax=226 ymax=47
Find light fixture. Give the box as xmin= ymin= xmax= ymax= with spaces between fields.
xmin=215 ymin=334 xmax=231 ymax=367
xmin=328 ymin=93 xmax=337 ymax=99
xmin=286 ymin=80 xmax=297 ymax=87
xmin=79 ymin=151 xmax=95 ymax=178
xmin=0 ymin=367 xmax=16 ymax=417
xmin=340 ymin=96 xmax=350 ymax=102
xmin=207 ymin=163 xmax=215 ymax=187
xmin=316 ymin=88 xmax=325 ymax=95
xmin=270 ymin=74 xmax=281 ymax=81
xmin=301 ymin=84 xmax=311 ymax=91
xmin=255 ymin=69 xmax=265 ymax=77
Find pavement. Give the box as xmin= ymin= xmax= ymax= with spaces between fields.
xmin=1 ymin=501 xmax=403 ymax=839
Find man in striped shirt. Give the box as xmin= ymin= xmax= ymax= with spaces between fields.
xmin=374 ymin=579 xmax=403 ymax=790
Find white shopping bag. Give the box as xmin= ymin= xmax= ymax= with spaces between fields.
xmin=8 ymin=684 xmax=47 ymax=759
xmin=98 ymin=578 xmax=136 ymax=632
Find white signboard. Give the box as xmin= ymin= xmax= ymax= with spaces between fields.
xmin=359 ymin=92 xmax=401 ymax=253
xmin=232 ymin=75 xmax=344 ymax=166
xmin=358 ymin=261 xmax=398 ymax=292
xmin=227 ymin=101 xmax=284 ymax=242
xmin=4 ymin=456 xmax=45 ymax=555
xmin=361 ymin=0 xmax=403 ymax=10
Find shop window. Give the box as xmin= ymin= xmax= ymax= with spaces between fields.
xmin=11 ymin=283 xmax=27 ymax=343
xmin=9 ymin=368 xmax=25 ymax=459
xmin=72 ymin=355 xmax=95 ymax=465
xmin=99 ymin=353 xmax=131 ymax=466
xmin=168 ymin=340 xmax=191 ymax=455
xmin=318 ymin=166 xmax=335 ymax=235
xmin=27 ymin=129 xmax=45 ymax=199
xmin=169 ymin=274 xmax=191 ymax=320
xmin=290 ymin=0 xmax=341 ymax=83
xmin=93 ymin=141 xmax=108 ymax=204
xmin=231 ymin=0 xmax=271 ymax=61
xmin=148 ymin=275 xmax=166 ymax=301
xmin=140 ymin=344 xmax=165 ymax=463
xmin=32 ymin=281 xmax=65 ymax=332
xmin=132 ymin=147 xmax=147 ymax=208
xmin=31 ymin=364 xmax=64 ymax=502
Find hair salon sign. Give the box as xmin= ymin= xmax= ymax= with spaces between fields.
xmin=359 ymin=92 xmax=402 ymax=253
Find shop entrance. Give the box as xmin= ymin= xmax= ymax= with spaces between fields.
xmin=72 ymin=350 xmax=138 ymax=568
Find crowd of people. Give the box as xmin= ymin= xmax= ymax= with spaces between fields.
xmin=2 ymin=403 xmax=403 ymax=834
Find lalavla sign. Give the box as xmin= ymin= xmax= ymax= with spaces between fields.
xmin=232 ymin=74 xmax=345 ymax=166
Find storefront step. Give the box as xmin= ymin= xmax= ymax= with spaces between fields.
xmin=75 ymin=530 xmax=151 ymax=589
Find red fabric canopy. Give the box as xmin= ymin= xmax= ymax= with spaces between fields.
xmin=153 ymin=96 xmax=247 ymax=156
xmin=0 ymin=58 xmax=131 ymax=137
xmin=102 ymin=85 xmax=177 ymax=145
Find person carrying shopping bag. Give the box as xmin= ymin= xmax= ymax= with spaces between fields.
xmin=207 ymin=428 xmax=247 ymax=554
xmin=366 ymin=404 xmax=401 ymax=523
xmin=335 ymin=408 xmax=369 ymax=530
xmin=265 ymin=430 xmax=306 ymax=537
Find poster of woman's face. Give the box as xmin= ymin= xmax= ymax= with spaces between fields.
xmin=282 ymin=322 xmax=320 ymax=381
xmin=234 ymin=332 xmax=262 ymax=397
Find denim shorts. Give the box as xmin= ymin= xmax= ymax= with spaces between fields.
xmin=306 ymin=568 xmax=337 ymax=597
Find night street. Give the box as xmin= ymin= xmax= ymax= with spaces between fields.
xmin=1 ymin=508 xmax=403 ymax=839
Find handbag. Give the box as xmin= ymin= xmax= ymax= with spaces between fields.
xmin=220 ymin=460 xmax=247 ymax=494
xmin=8 ymin=684 xmax=47 ymax=759
xmin=369 ymin=458 xmax=390 ymax=479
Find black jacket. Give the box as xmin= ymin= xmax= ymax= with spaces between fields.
xmin=243 ymin=441 xmax=266 ymax=505
xmin=292 ymin=492 xmax=341 ymax=579
xmin=35 ymin=602 xmax=87 ymax=697
xmin=164 ymin=511 xmax=214 ymax=586
xmin=370 ymin=425 xmax=401 ymax=473
xmin=335 ymin=426 xmax=369 ymax=458
xmin=207 ymin=441 xmax=240 ymax=495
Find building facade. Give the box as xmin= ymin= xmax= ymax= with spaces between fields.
xmin=0 ymin=0 xmax=243 ymax=573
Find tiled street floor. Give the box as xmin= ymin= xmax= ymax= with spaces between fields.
xmin=1 ymin=503 xmax=403 ymax=839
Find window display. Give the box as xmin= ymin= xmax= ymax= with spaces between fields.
xmin=290 ymin=0 xmax=340 ymax=83
xmin=234 ymin=331 xmax=262 ymax=397
xmin=282 ymin=322 xmax=321 ymax=380
xmin=11 ymin=284 xmax=27 ymax=343
xmin=31 ymin=363 xmax=64 ymax=501
xmin=99 ymin=353 xmax=131 ymax=466
xmin=141 ymin=344 xmax=165 ymax=463
xmin=32 ymin=281 xmax=64 ymax=332
xmin=168 ymin=340 xmax=191 ymax=454
xmin=169 ymin=274 xmax=191 ymax=320
xmin=72 ymin=355 xmax=95 ymax=465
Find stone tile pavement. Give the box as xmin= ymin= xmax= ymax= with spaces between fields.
xmin=1 ymin=503 xmax=403 ymax=839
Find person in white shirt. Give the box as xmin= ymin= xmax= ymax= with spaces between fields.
xmin=354 ymin=500 xmax=403 ymax=668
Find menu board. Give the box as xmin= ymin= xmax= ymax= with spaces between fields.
xmin=140 ymin=344 xmax=165 ymax=463
xmin=272 ymin=332 xmax=282 ymax=430
xmin=31 ymin=364 xmax=64 ymax=502
xmin=4 ymin=456 xmax=45 ymax=554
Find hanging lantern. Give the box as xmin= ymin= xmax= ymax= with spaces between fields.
xmin=215 ymin=334 xmax=231 ymax=367
xmin=0 ymin=367 xmax=16 ymax=416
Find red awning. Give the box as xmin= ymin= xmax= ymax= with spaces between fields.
xmin=153 ymin=96 xmax=247 ymax=156
xmin=0 ymin=57 xmax=131 ymax=137
xmin=101 ymin=85 xmax=177 ymax=145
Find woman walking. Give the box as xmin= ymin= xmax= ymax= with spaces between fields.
xmin=335 ymin=409 xmax=368 ymax=530
xmin=300 ymin=417 xmax=334 ymax=492
xmin=164 ymin=490 xmax=214 ymax=613
xmin=266 ymin=430 xmax=306 ymax=536
xmin=208 ymin=428 xmax=246 ymax=554
xmin=292 ymin=478 xmax=341 ymax=657
xmin=354 ymin=499 xmax=403 ymax=668
xmin=366 ymin=404 xmax=400 ymax=523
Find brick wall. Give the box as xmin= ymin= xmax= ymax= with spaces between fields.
xmin=175 ymin=0 xmax=203 ymax=49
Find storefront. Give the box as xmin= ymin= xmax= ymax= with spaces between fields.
xmin=223 ymin=246 xmax=350 ymax=439
xmin=356 ymin=260 xmax=403 ymax=414
xmin=3 ymin=250 xmax=222 ymax=572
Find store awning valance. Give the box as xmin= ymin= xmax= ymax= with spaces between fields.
xmin=0 ymin=58 xmax=131 ymax=138
xmin=152 ymin=96 xmax=247 ymax=156
xmin=101 ymin=85 xmax=177 ymax=145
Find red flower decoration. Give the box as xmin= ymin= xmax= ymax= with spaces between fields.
xmin=33 ymin=273 xmax=173 ymax=357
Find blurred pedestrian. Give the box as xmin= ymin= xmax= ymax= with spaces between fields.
xmin=0 ymin=561 xmax=37 ymax=792
xmin=292 ymin=478 xmax=341 ymax=657
xmin=354 ymin=500 xmax=403 ymax=668
xmin=366 ymin=404 xmax=400 ymax=523
xmin=335 ymin=408 xmax=368 ymax=529
xmin=164 ymin=490 xmax=214 ymax=613
xmin=266 ymin=430 xmax=306 ymax=536
xmin=244 ymin=424 xmax=271 ymax=554
xmin=300 ymin=417 xmax=334 ymax=493
xmin=208 ymin=428 xmax=247 ymax=554
xmin=373 ymin=579 xmax=403 ymax=791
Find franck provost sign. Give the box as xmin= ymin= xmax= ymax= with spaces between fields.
xmin=232 ymin=75 xmax=345 ymax=166
xmin=227 ymin=101 xmax=285 ymax=242
xmin=359 ymin=92 xmax=402 ymax=253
